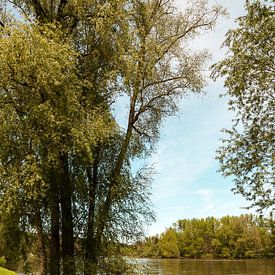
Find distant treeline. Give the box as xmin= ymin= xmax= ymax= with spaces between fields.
xmin=123 ymin=215 xmax=275 ymax=259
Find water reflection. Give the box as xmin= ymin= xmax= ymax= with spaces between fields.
xmin=135 ymin=258 xmax=275 ymax=275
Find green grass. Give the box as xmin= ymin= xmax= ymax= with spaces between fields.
xmin=0 ymin=267 xmax=16 ymax=275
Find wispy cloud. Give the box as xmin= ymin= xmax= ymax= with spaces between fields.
xmin=195 ymin=189 xmax=215 ymax=213
xmin=196 ymin=189 xmax=214 ymax=202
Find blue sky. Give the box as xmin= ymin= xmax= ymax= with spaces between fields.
xmin=146 ymin=0 xmax=257 ymax=235
xmin=5 ymin=0 xmax=262 ymax=237
xmin=113 ymin=0 xmax=257 ymax=236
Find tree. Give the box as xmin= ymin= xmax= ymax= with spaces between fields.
xmin=93 ymin=0 xmax=224 ymax=265
xmin=176 ymin=218 xmax=216 ymax=258
xmin=158 ymin=228 xmax=180 ymax=258
xmin=0 ymin=22 xmax=113 ymax=274
xmin=0 ymin=0 xmax=225 ymax=273
xmin=212 ymin=0 xmax=274 ymax=211
xmin=130 ymin=215 xmax=274 ymax=259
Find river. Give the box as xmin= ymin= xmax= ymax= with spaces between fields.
xmin=134 ymin=258 xmax=275 ymax=274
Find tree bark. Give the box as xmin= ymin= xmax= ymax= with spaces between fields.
xmin=49 ymin=171 xmax=61 ymax=275
xmin=34 ymin=210 xmax=47 ymax=275
xmin=84 ymin=149 xmax=100 ymax=275
xmin=60 ymin=153 xmax=75 ymax=275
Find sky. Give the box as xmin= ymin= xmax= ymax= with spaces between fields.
xmin=113 ymin=0 xmax=258 ymax=236
xmin=4 ymin=0 xmax=265 ymax=237
xmin=145 ymin=0 xmax=258 ymax=236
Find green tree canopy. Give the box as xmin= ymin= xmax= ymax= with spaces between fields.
xmin=127 ymin=215 xmax=274 ymax=259
xmin=212 ymin=0 xmax=275 ymax=211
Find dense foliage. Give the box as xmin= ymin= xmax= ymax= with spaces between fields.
xmin=125 ymin=215 xmax=275 ymax=259
xmin=0 ymin=0 xmax=224 ymax=274
xmin=212 ymin=0 xmax=275 ymax=211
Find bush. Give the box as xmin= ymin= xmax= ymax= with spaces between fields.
xmin=0 ymin=256 xmax=7 ymax=267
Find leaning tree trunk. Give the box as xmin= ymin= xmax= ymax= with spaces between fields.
xmin=95 ymin=84 xmax=138 ymax=245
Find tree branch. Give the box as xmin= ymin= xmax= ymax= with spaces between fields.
xmin=30 ymin=0 xmax=46 ymax=21
xmin=133 ymin=125 xmax=151 ymax=141
xmin=7 ymin=0 xmax=32 ymax=22
xmin=57 ymin=0 xmax=69 ymax=19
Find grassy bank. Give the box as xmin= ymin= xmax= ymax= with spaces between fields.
xmin=0 ymin=267 xmax=16 ymax=275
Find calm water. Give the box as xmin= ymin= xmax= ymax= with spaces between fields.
xmin=134 ymin=258 xmax=275 ymax=275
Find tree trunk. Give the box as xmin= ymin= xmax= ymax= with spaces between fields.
xmin=84 ymin=149 xmax=100 ymax=275
xmin=60 ymin=153 xmax=75 ymax=275
xmin=96 ymin=121 xmax=134 ymax=245
xmin=49 ymin=171 xmax=60 ymax=275
xmin=34 ymin=210 xmax=47 ymax=275
xmin=95 ymin=44 xmax=143 ymax=241
xmin=84 ymin=237 xmax=98 ymax=275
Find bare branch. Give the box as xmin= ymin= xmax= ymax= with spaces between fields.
xmin=143 ymin=74 xmax=187 ymax=90
xmin=133 ymin=125 xmax=151 ymax=141
xmin=7 ymin=0 xmax=32 ymax=22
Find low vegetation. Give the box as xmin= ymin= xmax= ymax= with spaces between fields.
xmin=0 ymin=267 xmax=16 ymax=275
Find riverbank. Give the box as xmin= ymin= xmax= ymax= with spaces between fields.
xmin=0 ymin=267 xmax=16 ymax=275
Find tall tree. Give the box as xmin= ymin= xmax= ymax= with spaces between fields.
xmin=0 ymin=0 xmax=225 ymax=273
xmin=0 ymin=22 xmax=113 ymax=274
xmin=212 ymin=0 xmax=274 ymax=212
xmin=95 ymin=0 xmax=224 ymax=256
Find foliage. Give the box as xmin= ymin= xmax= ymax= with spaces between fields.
xmin=127 ymin=215 xmax=274 ymax=259
xmin=0 ymin=256 xmax=6 ymax=267
xmin=212 ymin=0 xmax=275 ymax=211
xmin=0 ymin=0 xmax=224 ymax=273
xmin=158 ymin=228 xmax=180 ymax=258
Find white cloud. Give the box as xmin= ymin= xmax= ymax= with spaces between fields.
xmin=196 ymin=188 xmax=214 ymax=202
xmin=195 ymin=189 xmax=216 ymax=213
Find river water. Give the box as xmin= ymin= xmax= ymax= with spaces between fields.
xmin=134 ymin=258 xmax=275 ymax=275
